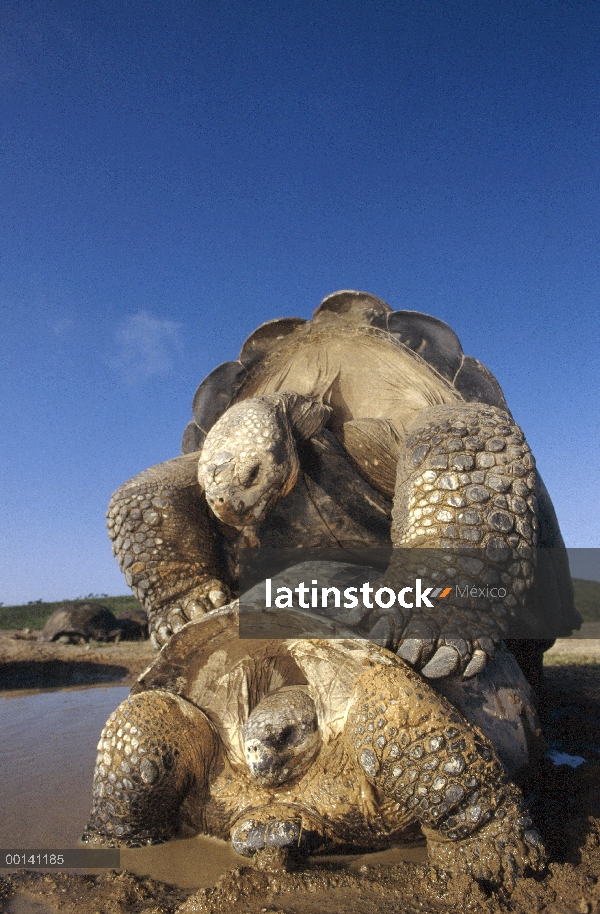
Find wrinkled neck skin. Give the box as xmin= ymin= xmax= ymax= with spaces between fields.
xmin=197 ymin=393 xmax=330 ymax=542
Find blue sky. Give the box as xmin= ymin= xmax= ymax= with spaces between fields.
xmin=1 ymin=0 xmax=599 ymax=604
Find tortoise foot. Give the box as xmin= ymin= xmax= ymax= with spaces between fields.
xmin=107 ymin=452 xmax=231 ymax=649
xmin=149 ymin=578 xmax=231 ymax=647
xmin=425 ymin=800 xmax=546 ymax=891
xmin=346 ymin=659 xmax=545 ymax=887
xmin=231 ymin=813 xmax=326 ymax=857
xmin=384 ymin=402 xmax=544 ymax=679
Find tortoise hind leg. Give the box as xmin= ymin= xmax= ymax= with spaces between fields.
xmin=345 ymin=661 xmax=545 ymax=890
xmin=387 ymin=403 xmax=540 ymax=677
xmin=107 ymin=452 xmax=231 ymax=647
xmin=84 ymin=690 xmax=218 ymax=846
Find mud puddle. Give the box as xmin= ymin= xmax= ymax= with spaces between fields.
xmin=0 ymin=632 xmax=156 ymax=691
xmin=0 ymin=685 xmax=131 ymax=849
xmin=0 ymin=685 xmax=245 ymax=889
xmin=0 ymin=684 xmax=427 ymax=896
xmin=122 ymin=836 xmax=427 ymax=891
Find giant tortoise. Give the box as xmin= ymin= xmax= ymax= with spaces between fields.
xmin=84 ymin=598 xmax=546 ymax=890
xmin=106 ymin=290 xmax=578 ymax=682
xmin=41 ymin=603 xmax=128 ymax=644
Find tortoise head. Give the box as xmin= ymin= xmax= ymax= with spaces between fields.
xmin=197 ymin=398 xmax=300 ymax=530
xmin=198 ymin=393 xmax=331 ymax=531
xmin=242 ymin=687 xmax=321 ymax=788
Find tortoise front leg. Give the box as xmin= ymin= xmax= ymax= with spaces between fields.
xmin=386 ymin=403 xmax=539 ymax=677
xmin=344 ymin=661 xmax=545 ymax=890
xmin=107 ymin=453 xmax=231 ymax=647
xmin=84 ymin=690 xmax=218 ymax=845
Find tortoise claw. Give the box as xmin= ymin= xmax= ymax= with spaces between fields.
xmin=156 ymin=622 xmax=170 ymax=645
xmin=396 ymin=638 xmax=425 ymax=665
xmin=421 ymin=645 xmax=461 ymax=678
xmin=463 ymin=648 xmax=489 ymax=678
xmin=208 ymin=588 xmax=228 ymax=608
xmin=167 ymin=608 xmax=187 ymax=633
xmin=395 ymin=617 xmax=437 ymax=667
xmin=474 ymin=637 xmax=498 ymax=659
xmin=368 ymin=616 xmax=394 ymax=649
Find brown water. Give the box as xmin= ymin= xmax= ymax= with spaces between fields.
xmin=0 ymin=685 xmax=426 ymax=892
xmin=0 ymin=685 xmax=130 ymax=848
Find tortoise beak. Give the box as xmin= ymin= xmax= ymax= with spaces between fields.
xmin=203 ymin=491 xmax=268 ymax=531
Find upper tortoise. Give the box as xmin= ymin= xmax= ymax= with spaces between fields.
xmin=106 ymin=290 xmax=579 ymax=679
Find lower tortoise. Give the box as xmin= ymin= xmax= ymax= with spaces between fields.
xmin=84 ymin=598 xmax=546 ymax=890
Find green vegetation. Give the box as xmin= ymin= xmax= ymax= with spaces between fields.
xmin=0 ymin=595 xmax=143 ymax=630
xmin=572 ymin=578 xmax=600 ymax=622
xmin=1 ymin=578 xmax=599 ymax=631
xmin=545 ymin=655 xmax=600 ymax=666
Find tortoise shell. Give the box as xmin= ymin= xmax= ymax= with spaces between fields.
xmin=182 ymin=291 xmax=508 ymax=458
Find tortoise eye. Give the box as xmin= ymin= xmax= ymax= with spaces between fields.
xmin=273 ymin=724 xmax=296 ymax=748
xmin=280 ymin=725 xmax=294 ymax=742
xmin=240 ymin=464 xmax=260 ymax=487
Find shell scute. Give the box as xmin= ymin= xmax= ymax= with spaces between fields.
xmin=191 ymin=360 xmax=247 ymax=434
xmin=181 ymin=419 xmax=205 ymax=455
xmin=312 ymin=290 xmax=391 ymax=327
xmin=238 ymin=317 xmax=309 ymax=369
xmin=386 ymin=310 xmax=464 ymax=383
xmin=454 ymin=356 xmax=509 ymax=411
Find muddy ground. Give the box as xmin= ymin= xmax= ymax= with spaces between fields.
xmin=0 ymin=630 xmax=156 ymax=690
xmin=1 ymin=632 xmax=599 ymax=914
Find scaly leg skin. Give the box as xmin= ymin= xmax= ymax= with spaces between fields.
xmin=107 ymin=453 xmax=231 ymax=647
xmin=84 ymin=690 xmax=218 ymax=846
xmin=345 ymin=662 xmax=545 ymax=891
xmin=382 ymin=403 xmax=540 ymax=677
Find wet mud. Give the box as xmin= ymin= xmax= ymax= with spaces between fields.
xmin=0 ymin=636 xmax=599 ymax=914
xmin=0 ymin=632 xmax=155 ymax=689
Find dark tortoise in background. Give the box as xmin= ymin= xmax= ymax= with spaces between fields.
xmin=41 ymin=602 xmax=147 ymax=643
xmin=85 ymin=600 xmax=546 ymax=890
xmin=106 ymin=290 xmax=578 ymax=681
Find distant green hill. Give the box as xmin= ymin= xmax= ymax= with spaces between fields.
xmin=1 ymin=578 xmax=599 ymax=631
xmin=572 ymin=578 xmax=600 ymax=622
xmin=0 ymin=595 xmax=143 ymax=631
